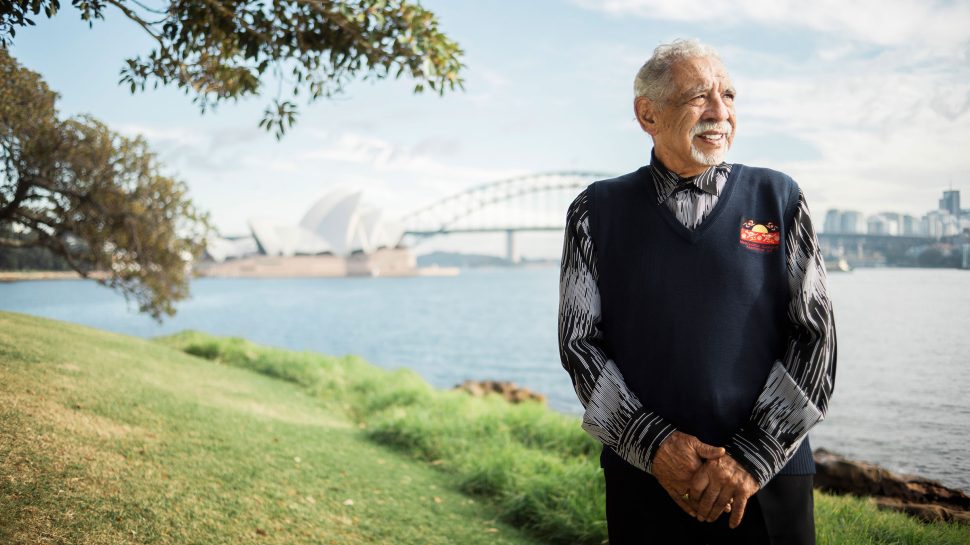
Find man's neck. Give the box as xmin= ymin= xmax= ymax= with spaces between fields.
xmin=652 ymin=147 xmax=710 ymax=178
xmin=650 ymin=150 xmax=721 ymax=182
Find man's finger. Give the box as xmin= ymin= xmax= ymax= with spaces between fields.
xmin=708 ymin=486 xmax=735 ymax=522
xmin=688 ymin=465 xmax=710 ymax=500
xmin=695 ymin=479 xmax=722 ymax=522
xmin=729 ymin=495 xmax=748 ymax=529
xmin=692 ymin=440 xmax=726 ymax=460
xmin=665 ymin=488 xmax=697 ymax=518
xmin=674 ymin=497 xmax=698 ymax=519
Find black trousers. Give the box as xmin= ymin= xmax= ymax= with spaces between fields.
xmin=603 ymin=462 xmax=815 ymax=545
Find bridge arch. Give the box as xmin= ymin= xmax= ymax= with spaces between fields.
xmin=399 ymin=171 xmax=615 ymax=262
xmin=400 ymin=171 xmax=614 ymax=238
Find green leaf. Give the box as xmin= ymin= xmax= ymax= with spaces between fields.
xmin=43 ymin=0 xmax=466 ymax=138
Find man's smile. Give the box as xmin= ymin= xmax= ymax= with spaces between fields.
xmin=696 ymin=133 xmax=726 ymax=143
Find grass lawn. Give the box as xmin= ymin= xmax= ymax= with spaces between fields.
xmin=1 ymin=310 xmax=967 ymax=544
xmin=0 ymin=311 xmax=542 ymax=545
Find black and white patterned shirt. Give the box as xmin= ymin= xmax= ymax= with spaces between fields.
xmin=557 ymin=154 xmax=837 ymax=486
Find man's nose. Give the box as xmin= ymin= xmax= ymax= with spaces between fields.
xmin=704 ymin=94 xmax=730 ymax=122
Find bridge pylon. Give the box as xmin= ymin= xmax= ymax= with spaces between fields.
xmin=506 ymin=230 xmax=517 ymax=264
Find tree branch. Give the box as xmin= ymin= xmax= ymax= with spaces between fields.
xmin=104 ymin=0 xmax=164 ymax=42
xmin=128 ymin=0 xmax=170 ymax=16
xmin=28 ymin=176 xmax=114 ymax=218
xmin=14 ymin=215 xmax=91 ymax=275
xmin=0 ymin=178 xmax=31 ymax=221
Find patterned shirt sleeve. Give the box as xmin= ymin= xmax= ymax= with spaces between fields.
xmin=724 ymin=188 xmax=838 ymax=487
xmin=558 ymin=188 xmax=677 ymax=473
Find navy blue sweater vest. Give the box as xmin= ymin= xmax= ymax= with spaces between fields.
xmin=589 ymin=164 xmax=814 ymax=476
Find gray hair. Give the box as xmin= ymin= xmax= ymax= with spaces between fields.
xmin=634 ymin=39 xmax=722 ymax=103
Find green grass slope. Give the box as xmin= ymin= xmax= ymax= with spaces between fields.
xmin=157 ymin=329 xmax=970 ymax=545
xmin=0 ymin=311 xmax=543 ymax=545
xmin=2 ymin=311 xmax=967 ymax=545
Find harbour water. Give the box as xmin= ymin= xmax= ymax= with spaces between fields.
xmin=1 ymin=267 xmax=967 ymax=492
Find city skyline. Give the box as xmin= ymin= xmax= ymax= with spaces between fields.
xmin=824 ymin=187 xmax=968 ymax=238
xmin=9 ymin=0 xmax=970 ymax=258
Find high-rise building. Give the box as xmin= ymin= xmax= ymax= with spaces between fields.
xmin=923 ymin=210 xmax=960 ymax=239
xmin=824 ymin=209 xmax=842 ymax=234
xmin=868 ymin=214 xmax=900 ymax=236
xmin=841 ymin=211 xmax=866 ymax=234
xmin=940 ymin=190 xmax=960 ymax=217
xmin=901 ymin=214 xmax=919 ymax=236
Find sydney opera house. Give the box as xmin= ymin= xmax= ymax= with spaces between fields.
xmin=198 ymin=190 xmax=425 ymax=278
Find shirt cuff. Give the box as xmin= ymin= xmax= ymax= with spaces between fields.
xmin=723 ymin=423 xmax=787 ymax=488
xmin=617 ymin=406 xmax=677 ymax=475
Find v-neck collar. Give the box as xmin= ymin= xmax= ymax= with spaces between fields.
xmin=639 ymin=163 xmax=743 ymax=244
xmin=649 ymin=152 xmax=730 ymax=205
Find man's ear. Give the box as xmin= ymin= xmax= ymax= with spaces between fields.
xmin=634 ymin=96 xmax=659 ymax=135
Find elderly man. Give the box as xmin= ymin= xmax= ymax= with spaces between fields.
xmin=558 ymin=39 xmax=836 ymax=545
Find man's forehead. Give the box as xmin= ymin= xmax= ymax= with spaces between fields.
xmin=670 ymin=57 xmax=733 ymax=91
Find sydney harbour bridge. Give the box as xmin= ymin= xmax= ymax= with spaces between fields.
xmin=399 ymin=171 xmax=614 ymax=262
xmin=397 ymin=171 xmax=952 ymax=265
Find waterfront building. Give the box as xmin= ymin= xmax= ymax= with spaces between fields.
xmin=824 ymin=209 xmax=843 ymax=234
xmin=901 ymin=214 xmax=919 ymax=236
xmin=205 ymin=190 xmax=405 ymax=262
xmin=940 ymin=189 xmax=961 ymax=217
xmin=922 ymin=210 xmax=960 ymax=239
xmin=823 ymin=209 xmax=866 ymax=235
xmin=204 ymin=235 xmax=261 ymax=262
xmin=841 ymin=211 xmax=866 ymax=234
xmin=868 ymin=214 xmax=900 ymax=236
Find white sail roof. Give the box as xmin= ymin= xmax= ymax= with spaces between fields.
xmin=248 ymin=218 xmax=332 ymax=257
xmin=205 ymin=235 xmax=260 ymax=262
xmin=244 ymin=189 xmax=402 ymax=257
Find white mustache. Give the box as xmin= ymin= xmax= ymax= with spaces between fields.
xmin=690 ymin=122 xmax=731 ymax=136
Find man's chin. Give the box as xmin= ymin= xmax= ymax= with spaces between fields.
xmin=690 ymin=146 xmax=727 ymax=166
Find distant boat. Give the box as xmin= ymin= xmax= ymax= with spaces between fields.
xmin=825 ymin=257 xmax=852 ymax=273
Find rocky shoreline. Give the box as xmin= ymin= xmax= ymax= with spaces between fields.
xmin=453 ymin=379 xmax=547 ymax=404
xmin=813 ymin=448 xmax=970 ymax=524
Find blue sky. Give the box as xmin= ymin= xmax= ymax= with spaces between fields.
xmin=10 ymin=0 xmax=970 ymax=257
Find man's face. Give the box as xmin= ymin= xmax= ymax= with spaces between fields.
xmin=636 ymin=56 xmax=737 ymax=177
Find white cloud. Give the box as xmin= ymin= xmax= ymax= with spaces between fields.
xmin=116 ymin=124 xmax=205 ymax=146
xmin=298 ymin=132 xmax=525 ymax=183
xmin=115 ymin=123 xmax=266 ymax=175
xmin=572 ymin=0 xmax=970 ymax=51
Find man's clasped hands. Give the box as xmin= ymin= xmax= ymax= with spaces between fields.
xmin=651 ymin=431 xmax=760 ymax=528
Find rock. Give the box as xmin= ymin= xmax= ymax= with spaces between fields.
xmin=874 ymin=496 xmax=970 ymax=524
xmin=814 ymin=448 xmax=970 ymax=524
xmin=453 ymin=380 xmax=547 ymax=405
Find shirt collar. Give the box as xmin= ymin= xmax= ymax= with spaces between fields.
xmin=649 ymin=150 xmax=731 ymax=205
